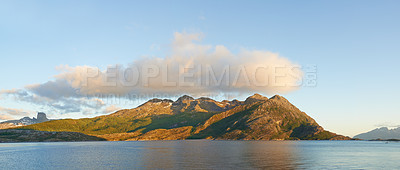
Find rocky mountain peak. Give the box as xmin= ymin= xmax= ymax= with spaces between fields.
xmin=147 ymin=98 xmax=174 ymax=103
xmin=378 ymin=127 xmax=389 ymax=131
xmin=36 ymin=112 xmax=49 ymax=123
xmin=269 ymin=95 xmax=290 ymax=104
xmin=244 ymin=93 xmax=268 ymax=104
xmin=0 ymin=112 xmax=50 ymax=129
xmin=269 ymin=94 xmax=284 ymax=100
xmin=136 ymin=98 xmax=174 ymax=110
xmin=249 ymin=93 xmax=267 ymax=99
xmin=176 ymin=95 xmax=194 ymax=102
xmin=197 ymin=97 xmax=213 ymax=101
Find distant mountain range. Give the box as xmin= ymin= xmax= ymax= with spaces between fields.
xmin=6 ymin=94 xmax=351 ymax=142
xmin=0 ymin=112 xmax=50 ymax=129
xmin=354 ymin=127 xmax=400 ymax=140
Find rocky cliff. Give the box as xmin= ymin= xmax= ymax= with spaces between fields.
xmin=0 ymin=112 xmax=50 ymax=129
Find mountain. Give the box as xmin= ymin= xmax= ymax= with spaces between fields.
xmin=354 ymin=127 xmax=400 ymax=140
xmin=0 ymin=112 xmax=50 ymax=129
xmin=15 ymin=94 xmax=351 ymax=141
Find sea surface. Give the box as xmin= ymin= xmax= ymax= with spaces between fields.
xmin=0 ymin=140 xmax=399 ymax=169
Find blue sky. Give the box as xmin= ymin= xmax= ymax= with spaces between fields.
xmin=1 ymin=0 xmax=399 ymax=136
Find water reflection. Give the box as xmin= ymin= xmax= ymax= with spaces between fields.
xmin=139 ymin=140 xmax=300 ymax=169
xmin=239 ymin=141 xmax=297 ymax=169
xmin=140 ymin=142 xmax=175 ymax=169
xmin=1 ymin=141 xmax=400 ymax=169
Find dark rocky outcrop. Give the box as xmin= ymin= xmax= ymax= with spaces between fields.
xmin=36 ymin=112 xmax=49 ymax=123
xmin=0 ymin=112 xmax=51 ymax=129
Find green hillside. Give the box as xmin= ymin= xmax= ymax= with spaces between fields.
xmin=16 ymin=94 xmax=351 ymax=141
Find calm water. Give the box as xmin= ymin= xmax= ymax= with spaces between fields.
xmin=0 ymin=140 xmax=399 ymax=169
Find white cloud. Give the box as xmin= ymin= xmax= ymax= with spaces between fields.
xmin=0 ymin=107 xmax=33 ymax=116
xmin=0 ymin=87 xmax=105 ymax=115
xmin=0 ymin=107 xmax=34 ymax=120
xmin=51 ymin=32 xmax=303 ymax=97
xmin=0 ymin=31 xmax=303 ymax=116
xmin=0 ymin=115 xmax=14 ymax=121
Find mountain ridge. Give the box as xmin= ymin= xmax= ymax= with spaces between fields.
xmin=0 ymin=112 xmax=50 ymax=129
xmin=354 ymin=127 xmax=400 ymax=140
xmin=10 ymin=94 xmax=351 ymax=141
